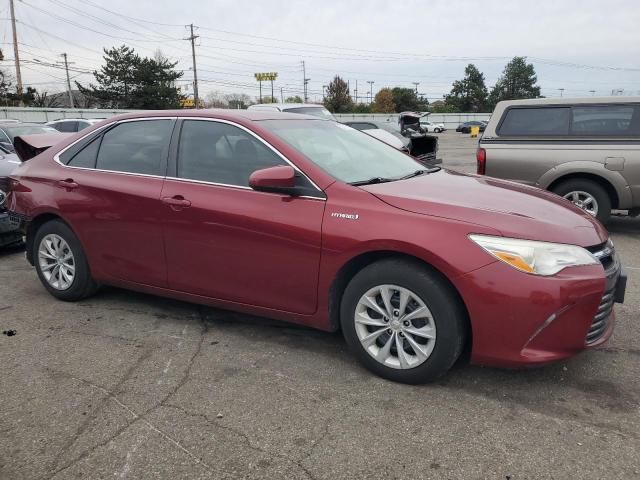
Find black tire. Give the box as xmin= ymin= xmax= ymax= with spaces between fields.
xmin=340 ymin=258 xmax=467 ymax=384
xmin=33 ymin=219 xmax=98 ymax=301
xmin=551 ymin=178 xmax=612 ymax=224
xmin=434 ymin=128 xmax=442 ymax=133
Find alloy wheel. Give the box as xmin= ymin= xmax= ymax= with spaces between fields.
xmin=38 ymin=234 xmax=76 ymax=290
xmin=354 ymin=284 xmax=436 ymax=370
xmin=563 ymin=190 xmax=599 ymax=216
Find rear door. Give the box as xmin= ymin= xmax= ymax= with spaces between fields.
xmin=160 ymin=119 xmax=325 ymax=314
xmin=56 ymin=118 xmax=175 ymax=286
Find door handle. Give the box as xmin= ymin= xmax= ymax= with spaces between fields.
xmin=161 ymin=195 xmax=192 ymax=208
xmin=57 ymin=178 xmax=79 ymax=189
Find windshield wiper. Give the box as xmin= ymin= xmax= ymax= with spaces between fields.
xmin=397 ymin=168 xmax=440 ymax=180
xmin=349 ymin=177 xmax=394 ymax=186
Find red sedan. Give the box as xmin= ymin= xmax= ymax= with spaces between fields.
xmin=6 ymin=110 xmax=626 ymax=383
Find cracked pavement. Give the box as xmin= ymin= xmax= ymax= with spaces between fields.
xmin=1 ymin=133 xmax=639 ymax=479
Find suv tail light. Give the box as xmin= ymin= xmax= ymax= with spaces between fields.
xmin=476 ymin=148 xmax=486 ymax=175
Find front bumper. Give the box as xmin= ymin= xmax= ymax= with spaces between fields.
xmin=455 ymin=253 xmax=626 ymax=368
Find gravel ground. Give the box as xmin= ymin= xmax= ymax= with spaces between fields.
xmin=1 ymin=133 xmax=639 ymax=479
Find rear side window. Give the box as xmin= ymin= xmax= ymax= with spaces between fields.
xmin=68 ymin=137 xmax=100 ymax=168
xmin=571 ymin=105 xmax=636 ymax=136
xmin=177 ymin=120 xmax=285 ymax=186
xmin=96 ymin=120 xmax=173 ymax=176
xmin=498 ymin=107 xmax=570 ymax=136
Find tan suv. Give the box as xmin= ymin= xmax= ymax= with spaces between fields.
xmin=477 ymin=97 xmax=640 ymax=223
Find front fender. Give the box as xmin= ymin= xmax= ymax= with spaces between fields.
xmin=538 ymin=161 xmax=632 ymax=209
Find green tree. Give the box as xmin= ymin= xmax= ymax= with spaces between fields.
xmin=391 ymin=87 xmax=419 ymax=112
xmin=372 ymin=88 xmax=395 ymax=113
xmin=324 ymin=76 xmax=353 ymax=113
xmin=445 ymin=64 xmax=488 ymax=112
xmin=285 ymin=95 xmax=303 ymax=103
xmin=429 ymin=100 xmax=459 ymax=113
xmin=352 ymin=103 xmax=372 ymax=113
xmin=488 ymin=56 xmax=541 ymax=109
xmin=77 ymin=45 xmax=183 ymax=109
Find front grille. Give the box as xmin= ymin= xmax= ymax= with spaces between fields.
xmin=587 ymin=288 xmax=614 ymax=344
xmin=587 ymin=241 xmax=615 ymax=271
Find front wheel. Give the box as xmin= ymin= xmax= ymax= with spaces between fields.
xmin=33 ymin=220 xmax=98 ymax=301
xmin=551 ymin=179 xmax=612 ymax=224
xmin=340 ymin=258 xmax=467 ymax=384
xmin=434 ymin=128 xmax=442 ymax=133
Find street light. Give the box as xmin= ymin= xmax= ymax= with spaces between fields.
xmin=558 ymin=88 xmax=565 ymax=97
xmin=367 ymin=80 xmax=374 ymax=103
xmin=413 ymin=82 xmax=419 ymax=94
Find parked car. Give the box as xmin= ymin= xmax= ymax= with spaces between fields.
xmin=398 ymin=112 xmax=439 ymax=165
xmin=456 ymin=121 xmax=486 ymax=133
xmin=0 ymin=144 xmax=23 ymax=247
xmin=7 ymin=110 xmax=626 ymax=383
xmin=419 ymin=120 xmax=446 ymax=133
xmin=248 ymin=103 xmax=336 ymax=120
xmin=0 ymin=123 xmax=59 ymax=153
xmin=47 ymin=118 xmax=103 ymax=133
xmin=478 ymin=97 xmax=640 ymax=224
xmin=342 ymin=121 xmax=440 ymax=167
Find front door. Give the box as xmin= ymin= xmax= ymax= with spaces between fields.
xmin=161 ymin=119 xmax=325 ymax=314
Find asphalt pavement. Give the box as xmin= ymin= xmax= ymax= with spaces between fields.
xmin=1 ymin=132 xmax=639 ymax=479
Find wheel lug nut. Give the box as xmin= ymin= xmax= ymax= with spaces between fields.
xmin=403 ymin=321 xmax=410 ymax=327
xmin=386 ymin=329 xmax=392 ymax=334
xmin=393 ymin=310 xmax=399 ymax=317
xmin=399 ymin=332 xmax=405 ymax=337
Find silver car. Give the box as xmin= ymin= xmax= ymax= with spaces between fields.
xmin=478 ymin=97 xmax=640 ymax=223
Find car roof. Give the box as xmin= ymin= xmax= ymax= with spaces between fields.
xmin=49 ymin=118 xmax=101 ymax=122
xmin=0 ymin=122 xmax=48 ymax=128
xmin=101 ymin=109 xmax=325 ymax=123
xmin=249 ymin=103 xmax=327 ymax=110
xmin=497 ymin=96 xmax=640 ymax=107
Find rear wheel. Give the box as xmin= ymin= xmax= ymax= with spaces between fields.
xmin=551 ymin=179 xmax=611 ymax=224
xmin=33 ymin=220 xmax=98 ymax=301
xmin=340 ymin=258 xmax=466 ymax=384
xmin=434 ymin=127 xmax=442 ymax=133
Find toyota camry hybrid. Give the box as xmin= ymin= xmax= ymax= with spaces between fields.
xmin=6 ymin=110 xmax=627 ymax=384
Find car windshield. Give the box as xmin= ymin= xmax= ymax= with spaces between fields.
xmin=283 ymin=107 xmax=336 ymax=120
xmin=4 ymin=125 xmax=58 ymax=141
xmin=261 ymin=119 xmax=421 ymax=183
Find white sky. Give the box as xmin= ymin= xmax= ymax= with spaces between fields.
xmin=2 ymin=0 xmax=639 ymax=103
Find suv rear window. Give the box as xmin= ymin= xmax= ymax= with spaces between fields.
xmin=498 ymin=107 xmax=570 ymax=136
xmin=571 ymin=105 xmax=636 ymax=136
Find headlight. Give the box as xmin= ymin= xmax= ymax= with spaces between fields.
xmin=469 ymin=234 xmax=599 ymax=276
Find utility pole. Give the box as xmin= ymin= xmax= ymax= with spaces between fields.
xmin=413 ymin=82 xmax=419 ymax=94
xmin=9 ymin=0 xmax=23 ymax=99
xmin=354 ymin=80 xmax=358 ymax=104
xmin=302 ymin=60 xmax=310 ymax=102
xmin=280 ymin=87 xmax=284 ymax=104
xmin=187 ymin=24 xmax=199 ymax=109
xmin=59 ymin=53 xmax=74 ymax=108
xmin=367 ymin=80 xmax=374 ymax=103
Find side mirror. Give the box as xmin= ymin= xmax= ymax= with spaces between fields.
xmin=249 ymin=165 xmax=297 ymax=195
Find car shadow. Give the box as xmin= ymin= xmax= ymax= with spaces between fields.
xmin=0 ymin=242 xmax=25 ymax=258
xmin=84 ymin=286 xmax=638 ymax=417
xmin=607 ymin=214 xmax=640 ymax=235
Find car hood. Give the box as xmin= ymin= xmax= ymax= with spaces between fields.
xmin=361 ymin=169 xmax=608 ymax=247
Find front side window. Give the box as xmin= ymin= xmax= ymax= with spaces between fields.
xmin=261 ymin=119 xmax=421 ymax=184
xmin=571 ymin=105 xmax=636 ymax=136
xmin=177 ymin=120 xmax=286 ymax=186
xmin=96 ymin=120 xmax=173 ymax=176
xmin=498 ymin=107 xmax=570 ymax=136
